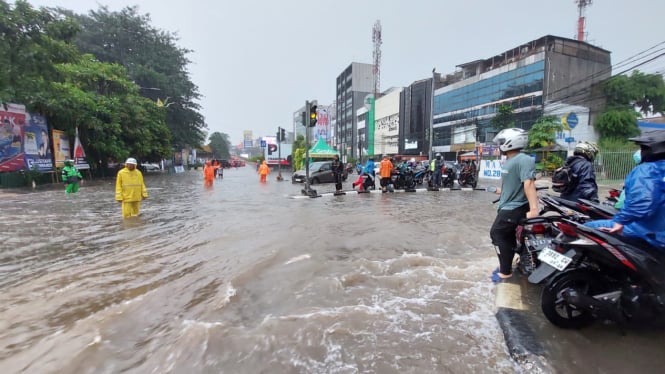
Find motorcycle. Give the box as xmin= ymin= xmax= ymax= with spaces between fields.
xmin=413 ymin=167 xmax=432 ymax=187
xmin=458 ymin=165 xmax=477 ymax=188
xmin=531 ymin=219 xmax=665 ymax=329
xmin=390 ymin=168 xmax=416 ymax=191
xmin=489 ymin=186 xmax=588 ymax=276
xmin=441 ymin=164 xmax=455 ymax=188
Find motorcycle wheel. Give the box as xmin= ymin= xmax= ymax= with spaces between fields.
xmin=541 ymin=269 xmax=604 ymax=329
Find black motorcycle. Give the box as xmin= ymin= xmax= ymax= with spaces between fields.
xmin=531 ymin=219 xmax=665 ymax=329
xmin=441 ymin=164 xmax=455 ymax=188
xmin=490 ymin=186 xmax=588 ymax=277
xmin=390 ymin=168 xmax=416 ymax=191
xmin=458 ymin=166 xmax=477 ymax=188
xmin=413 ymin=167 xmax=431 ymax=187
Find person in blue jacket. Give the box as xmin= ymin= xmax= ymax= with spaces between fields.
xmin=559 ymin=141 xmax=600 ymax=203
xmin=585 ymin=131 xmax=665 ymax=249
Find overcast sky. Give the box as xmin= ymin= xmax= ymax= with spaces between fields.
xmin=25 ymin=0 xmax=665 ymax=144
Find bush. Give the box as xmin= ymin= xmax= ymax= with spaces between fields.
xmin=544 ymin=154 xmax=564 ymax=172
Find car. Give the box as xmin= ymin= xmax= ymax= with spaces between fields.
xmin=292 ymin=161 xmax=348 ymax=184
xmin=141 ymin=163 xmax=161 ymax=171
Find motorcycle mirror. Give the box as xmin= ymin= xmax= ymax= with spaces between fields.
xmin=535 ymin=172 xmax=543 ymax=180
xmin=486 ymin=186 xmax=497 ymax=193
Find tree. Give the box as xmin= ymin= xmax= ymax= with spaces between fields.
xmin=604 ymin=70 xmax=665 ymax=115
xmin=40 ymin=55 xmax=172 ymax=165
xmin=594 ymin=109 xmax=640 ymax=140
xmin=291 ymin=134 xmax=306 ymax=171
xmin=208 ymin=132 xmax=230 ymax=159
xmin=528 ymin=116 xmax=563 ymax=149
xmin=491 ymin=104 xmax=516 ymax=131
xmin=65 ymin=6 xmax=207 ymax=149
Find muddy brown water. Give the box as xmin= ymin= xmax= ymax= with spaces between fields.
xmin=2 ymin=167 xmax=652 ymax=374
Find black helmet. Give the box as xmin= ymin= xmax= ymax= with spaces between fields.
xmin=629 ymin=130 xmax=665 ymax=162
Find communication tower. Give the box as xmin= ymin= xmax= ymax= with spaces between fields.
xmin=575 ymin=0 xmax=592 ymax=41
xmin=372 ymin=20 xmax=382 ymax=97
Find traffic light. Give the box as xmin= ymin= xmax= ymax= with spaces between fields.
xmin=309 ymin=105 xmax=318 ymax=127
xmin=280 ymin=128 xmax=286 ymax=142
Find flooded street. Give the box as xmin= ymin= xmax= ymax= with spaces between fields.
xmin=1 ymin=167 xmax=518 ymax=373
xmin=4 ymin=166 xmax=664 ymax=373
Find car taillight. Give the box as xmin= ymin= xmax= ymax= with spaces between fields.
xmin=531 ymin=223 xmax=546 ymax=235
xmin=609 ymin=189 xmax=621 ymax=198
xmin=556 ymin=222 xmax=578 ymax=237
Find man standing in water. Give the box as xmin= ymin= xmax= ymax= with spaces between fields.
xmin=62 ymin=159 xmax=83 ymax=193
xmin=331 ymin=154 xmax=344 ymax=193
xmin=115 ymin=157 xmax=148 ymax=218
xmin=489 ymin=128 xmax=538 ymax=282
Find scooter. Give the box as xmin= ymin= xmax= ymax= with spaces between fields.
xmin=531 ymin=219 xmax=665 ymax=329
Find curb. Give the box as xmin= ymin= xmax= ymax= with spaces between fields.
xmin=495 ymin=307 xmax=552 ymax=372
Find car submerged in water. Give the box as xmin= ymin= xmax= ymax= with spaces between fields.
xmin=292 ymin=161 xmax=348 ymax=184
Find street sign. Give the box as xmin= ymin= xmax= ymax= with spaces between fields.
xmin=244 ymin=140 xmax=253 ymax=148
xmin=260 ymin=140 xmax=267 ymax=148
xmin=566 ymin=113 xmax=578 ymax=129
xmin=565 ymin=137 xmax=575 ymax=143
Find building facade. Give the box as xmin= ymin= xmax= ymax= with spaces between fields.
xmin=431 ymin=35 xmax=611 ymax=155
xmin=374 ymin=87 xmax=402 ymax=156
xmin=335 ymin=62 xmax=374 ymax=160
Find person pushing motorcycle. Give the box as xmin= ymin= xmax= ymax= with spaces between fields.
xmin=489 ymin=128 xmax=539 ymax=281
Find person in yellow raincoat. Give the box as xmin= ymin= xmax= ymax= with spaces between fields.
xmin=115 ymin=157 xmax=148 ymax=218
xmin=203 ymin=160 xmax=215 ymax=187
xmin=258 ymin=160 xmax=270 ymax=183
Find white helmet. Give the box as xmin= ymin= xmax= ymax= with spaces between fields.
xmin=125 ymin=157 xmax=138 ymax=165
xmin=574 ymin=141 xmax=600 ymax=161
xmin=493 ymin=128 xmax=528 ymax=152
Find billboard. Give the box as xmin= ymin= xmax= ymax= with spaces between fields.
xmin=52 ymin=129 xmax=70 ymax=168
xmin=0 ymin=103 xmax=53 ymax=172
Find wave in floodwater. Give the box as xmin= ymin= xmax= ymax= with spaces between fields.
xmin=0 ymin=169 xmax=525 ymax=373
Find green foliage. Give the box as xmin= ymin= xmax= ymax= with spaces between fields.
xmin=604 ymin=70 xmax=665 ymax=115
xmin=528 ymin=115 xmax=563 ymax=149
xmin=292 ymin=134 xmax=306 ymax=170
xmin=594 ymin=109 xmax=640 ymax=141
xmin=293 ymin=148 xmax=305 ymax=171
xmin=208 ymin=132 xmax=230 ymax=159
xmin=63 ymin=5 xmax=207 ymax=148
xmin=491 ymin=104 xmax=516 ymax=131
xmin=543 ymin=154 xmax=564 ymax=172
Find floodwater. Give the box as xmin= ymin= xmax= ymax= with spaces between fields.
xmin=0 ymin=166 xmax=517 ymax=373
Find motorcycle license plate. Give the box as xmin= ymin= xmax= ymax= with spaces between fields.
xmin=442 ymin=174 xmax=448 ymax=177
xmin=538 ymin=248 xmax=572 ymax=271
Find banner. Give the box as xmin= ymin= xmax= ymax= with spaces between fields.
xmin=73 ymin=127 xmax=90 ymax=169
xmin=0 ymin=103 xmax=53 ymax=172
xmin=52 ymin=129 xmax=70 ymax=168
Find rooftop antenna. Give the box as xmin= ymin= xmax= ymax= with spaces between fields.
xmin=575 ymin=0 xmax=592 ymax=41
xmin=372 ymin=20 xmax=382 ymax=97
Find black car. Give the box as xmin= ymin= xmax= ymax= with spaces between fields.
xmin=292 ymin=161 xmax=348 ymax=184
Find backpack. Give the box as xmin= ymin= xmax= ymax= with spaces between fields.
xmin=551 ymin=159 xmax=580 ymax=194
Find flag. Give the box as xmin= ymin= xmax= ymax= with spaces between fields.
xmin=74 ymin=127 xmax=90 ymax=169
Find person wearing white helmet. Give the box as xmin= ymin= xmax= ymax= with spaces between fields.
xmin=115 ymin=157 xmax=148 ymax=218
xmin=489 ymin=128 xmax=539 ymax=282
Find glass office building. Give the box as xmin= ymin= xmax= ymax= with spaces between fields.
xmin=431 ymin=35 xmax=611 ymax=152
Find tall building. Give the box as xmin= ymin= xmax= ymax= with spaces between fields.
xmin=335 ymin=62 xmax=374 ymax=161
xmin=431 ymin=35 xmax=611 ymax=156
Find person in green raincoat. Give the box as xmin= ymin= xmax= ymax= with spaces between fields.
xmin=62 ymin=159 xmax=83 ymax=193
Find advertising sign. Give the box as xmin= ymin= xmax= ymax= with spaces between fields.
xmin=73 ymin=127 xmax=90 ymax=169
xmin=52 ymin=129 xmax=70 ymax=168
xmin=0 ymin=103 xmax=53 ymax=172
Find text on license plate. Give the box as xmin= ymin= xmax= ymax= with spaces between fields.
xmin=538 ymin=248 xmax=572 ymax=271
